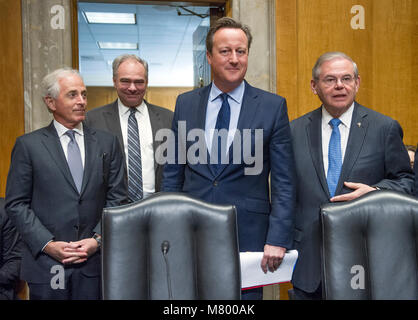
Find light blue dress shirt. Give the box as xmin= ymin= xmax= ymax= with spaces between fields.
xmin=205 ymin=81 xmax=245 ymax=153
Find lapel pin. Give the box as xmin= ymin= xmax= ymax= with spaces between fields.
xmin=357 ymin=122 xmax=361 ymax=128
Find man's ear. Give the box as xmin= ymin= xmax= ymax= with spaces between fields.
xmin=310 ymin=79 xmax=318 ymax=95
xmin=44 ymin=96 xmax=55 ymax=112
xmin=206 ymin=50 xmax=212 ymax=66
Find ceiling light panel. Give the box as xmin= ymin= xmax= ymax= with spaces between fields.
xmin=98 ymin=42 xmax=138 ymax=50
xmin=85 ymin=12 xmax=136 ymax=24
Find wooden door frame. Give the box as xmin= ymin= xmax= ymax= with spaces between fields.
xmin=70 ymin=0 xmax=231 ymax=69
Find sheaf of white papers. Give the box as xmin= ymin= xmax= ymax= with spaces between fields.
xmin=240 ymin=250 xmax=298 ymax=289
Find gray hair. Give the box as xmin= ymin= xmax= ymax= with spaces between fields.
xmin=312 ymin=51 xmax=359 ymax=80
xmin=112 ymin=54 xmax=149 ymax=81
xmin=206 ymin=17 xmax=252 ymax=54
xmin=41 ymin=68 xmax=82 ymax=99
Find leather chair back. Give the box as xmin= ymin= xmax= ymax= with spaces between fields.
xmin=321 ymin=190 xmax=418 ymax=299
xmin=101 ymin=192 xmax=241 ymax=300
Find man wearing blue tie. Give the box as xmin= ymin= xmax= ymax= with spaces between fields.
xmin=290 ymin=52 xmax=414 ymax=299
xmin=162 ymin=17 xmax=296 ymax=300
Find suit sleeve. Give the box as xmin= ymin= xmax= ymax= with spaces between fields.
xmin=5 ymin=138 xmax=55 ymax=256
xmin=266 ymin=98 xmax=296 ymax=249
xmin=0 ymin=211 xmax=22 ymax=286
xmin=373 ymin=120 xmax=414 ymax=193
xmin=161 ymin=96 xmax=185 ymax=192
xmin=93 ymin=135 xmax=127 ymax=235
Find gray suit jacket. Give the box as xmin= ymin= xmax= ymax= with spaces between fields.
xmin=290 ymin=102 xmax=414 ymax=292
xmin=85 ymin=100 xmax=173 ymax=193
xmin=5 ymin=123 xmax=126 ymax=284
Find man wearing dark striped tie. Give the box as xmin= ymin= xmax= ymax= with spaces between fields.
xmin=289 ymin=52 xmax=414 ymax=300
xmin=85 ymin=55 xmax=173 ymax=202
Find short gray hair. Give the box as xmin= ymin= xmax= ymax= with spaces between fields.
xmin=112 ymin=54 xmax=149 ymax=81
xmin=41 ymin=68 xmax=82 ymax=99
xmin=312 ymin=51 xmax=359 ymax=80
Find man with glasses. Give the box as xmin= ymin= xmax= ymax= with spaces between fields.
xmin=289 ymin=51 xmax=414 ymax=299
xmin=85 ymin=54 xmax=173 ymax=202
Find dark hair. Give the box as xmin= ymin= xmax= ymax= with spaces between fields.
xmin=206 ymin=17 xmax=252 ymax=54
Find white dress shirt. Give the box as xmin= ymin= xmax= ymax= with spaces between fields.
xmin=118 ymin=99 xmax=155 ymax=197
xmin=321 ymin=102 xmax=354 ymax=177
xmin=54 ymin=120 xmax=85 ymax=168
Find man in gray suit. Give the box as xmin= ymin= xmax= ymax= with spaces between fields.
xmin=85 ymin=54 xmax=173 ymax=201
xmin=290 ymin=52 xmax=414 ymax=299
xmin=5 ymin=68 xmax=126 ymax=299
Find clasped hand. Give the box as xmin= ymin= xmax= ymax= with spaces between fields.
xmin=43 ymin=238 xmax=98 ymax=265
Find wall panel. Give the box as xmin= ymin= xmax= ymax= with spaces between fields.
xmin=277 ymin=0 xmax=418 ymax=145
xmin=0 ymin=0 xmax=24 ymax=197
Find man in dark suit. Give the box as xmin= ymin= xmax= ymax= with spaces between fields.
xmin=85 ymin=54 xmax=173 ymax=201
xmin=162 ymin=17 xmax=295 ymax=300
xmin=0 ymin=198 xmax=22 ymax=300
xmin=290 ymin=52 xmax=414 ymax=299
xmin=5 ymin=68 xmax=126 ymax=300
xmin=415 ymin=148 xmax=418 ymax=197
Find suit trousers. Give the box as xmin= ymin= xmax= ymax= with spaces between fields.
xmin=28 ymin=267 xmax=100 ymax=300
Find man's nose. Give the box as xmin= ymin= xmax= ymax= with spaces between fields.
xmin=229 ymin=51 xmax=239 ymax=63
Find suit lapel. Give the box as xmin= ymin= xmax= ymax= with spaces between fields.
xmin=211 ymin=81 xmax=259 ymax=178
xmin=191 ymin=85 xmax=216 ymax=178
xmin=42 ymin=122 xmax=79 ymax=193
xmin=103 ymin=100 xmax=124 ymax=156
xmin=80 ymin=126 xmax=99 ymax=196
xmin=306 ymin=108 xmax=330 ymax=197
xmin=335 ymin=102 xmax=369 ymax=194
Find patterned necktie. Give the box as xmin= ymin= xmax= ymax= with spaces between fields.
xmin=327 ymin=118 xmax=342 ymax=197
xmin=212 ymin=93 xmax=231 ymax=172
xmin=65 ymin=130 xmax=83 ymax=193
xmin=128 ymin=108 xmax=143 ymax=202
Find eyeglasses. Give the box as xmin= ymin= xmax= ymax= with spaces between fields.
xmin=319 ymin=75 xmax=356 ymax=87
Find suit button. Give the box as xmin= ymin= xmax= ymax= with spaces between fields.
xmin=213 ymin=180 xmax=218 ymax=186
xmin=74 ymin=225 xmax=79 ymax=230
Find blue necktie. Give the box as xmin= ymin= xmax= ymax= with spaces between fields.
xmin=65 ymin=130 xmax=83 ymax=193
xmin=327 ymin=118 xmax=342 ymax=197
xmin=213 ymin=93 xmax=231 ymax=172
xmin=128 ymin=108 xmax=143 ymax=202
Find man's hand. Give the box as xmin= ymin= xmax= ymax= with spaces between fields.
xmin=43 ymin=241 xmax=88 ymax=265
xmin=330 ymin=182 xmax=376 ymax=202
xmin=63 ymin=238 xmax=99 ymax=264
xmin=260 ymin=244 xmax=286 ymax=273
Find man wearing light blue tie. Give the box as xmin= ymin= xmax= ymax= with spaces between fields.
xmin=290 ymin=52 xmax=414 ymax=299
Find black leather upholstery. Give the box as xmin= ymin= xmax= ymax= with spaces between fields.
xmin=321 ymin=190 xmax=418 ymax=300
xmin=101 ymin=192 xmax=241 ymax=300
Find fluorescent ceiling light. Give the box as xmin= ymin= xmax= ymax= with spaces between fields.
xmin=98 ymin=42 xmax=138 ymax=50
xmin=85 ymin=12 xmax=136 ymax=24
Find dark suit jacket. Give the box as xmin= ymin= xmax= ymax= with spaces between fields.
xmin=5 ymin=122 xmax=126 ymax=284
xmin=0 ymin=198 xmax=22 ymax=300
xmin=162 ymin=81 xmax=296 ymax=252
xmin=415 ymin=148 xmax=418 ymax=197
xmin=84 ymin=100 xmax=173 ymax=193
xmin=290 ymin=102 xmax=414 ymax=292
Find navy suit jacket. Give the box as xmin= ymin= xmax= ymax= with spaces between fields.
xmin=84 ymin=100 xmax=173 ymax=192
xmin=162 ymin=81 xmax=295 ymax=252
xmin=5 ymin=122 xmax=126 ymax=284
xmin=290 ymin=102 xmax=414 ymax=292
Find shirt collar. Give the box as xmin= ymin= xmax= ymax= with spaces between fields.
xmin=209 ymin=81 xmax=245 ymax=104
xmin=321 ymin=102 xmax=355 ymax=128
xmin=53 ymin=119 xmax=84 ymax=137
xmin=118 ymin=98 xmax=146 ymax=117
